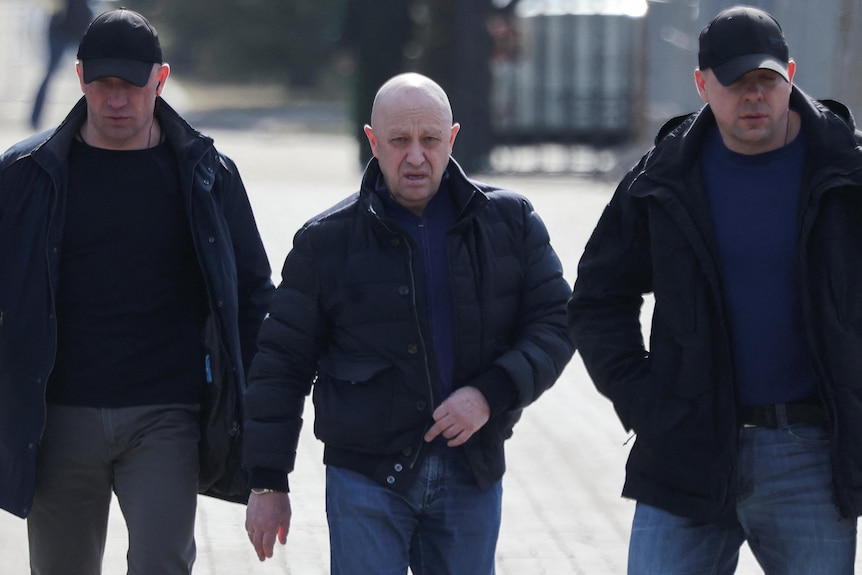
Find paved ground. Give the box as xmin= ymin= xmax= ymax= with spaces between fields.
xmin=0 ymin=0 xmax=851 ymax=573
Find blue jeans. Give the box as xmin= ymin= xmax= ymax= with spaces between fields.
xmin=628 ymin=424 xmax=856 ymax=574
xmin=325 ymin=446 xmax=502 ymax=575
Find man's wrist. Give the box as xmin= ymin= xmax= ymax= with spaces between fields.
xmin=250 ymin=487 xmax=282 ymax=495
xmin=248 ymin=467 xmax=290 ymax=492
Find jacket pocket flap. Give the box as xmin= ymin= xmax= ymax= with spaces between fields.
xmin=317 ymin=355 xmax=391 ymax=383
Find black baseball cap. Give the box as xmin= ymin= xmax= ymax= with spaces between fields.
xmin=77 ymin=8 xmax=163 ymax=87
xmin=698 ymin=6 xmax=789 ymax=86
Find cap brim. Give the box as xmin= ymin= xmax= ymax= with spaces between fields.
xmin=81 ymin=58 xmax=154 ymax=87
xmin=711 ymin=54 xmax=789 ymax=86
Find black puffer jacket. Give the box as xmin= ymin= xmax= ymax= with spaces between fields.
xmin=569 ymin=87 xmax=862 ymax=522
xmin=243 ymin=158 xmax=573 ymax=492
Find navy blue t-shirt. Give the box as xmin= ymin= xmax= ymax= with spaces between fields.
xmin=702 ymin=123 xmax=817 ymax=406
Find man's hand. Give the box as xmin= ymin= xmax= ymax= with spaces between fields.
xmin=245 ymin=491 xmax=292 ymax=562
xmin=424 ymin=386 xmax=491 ymax=446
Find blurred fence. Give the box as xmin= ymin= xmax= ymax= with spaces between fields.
xmin=491 ymin=13 xmax=643 ymax=147
xmin=486 ymin=0 xmax=862 ymax=174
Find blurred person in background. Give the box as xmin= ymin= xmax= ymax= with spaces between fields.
xmin=30 ymin=0 xmax=93 ymax=129
xmin=242 ymin=72 xmax=573 ymax=574
xmin=0 ymin=8 xmax=273 ymax=574
xmin=569 ymin=6 xmax=862 ymax=574
xmin=336 ymin=0 xmax=415 ymax=169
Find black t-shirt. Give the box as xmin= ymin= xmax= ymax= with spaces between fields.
xmin=47 ymin=138 xmax=208 ymax=407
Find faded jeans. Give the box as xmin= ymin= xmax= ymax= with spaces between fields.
xmin=325 ymin=446 xmax=502 ymax=575
xmin=628 ymin=423 xmax=856 ymax=574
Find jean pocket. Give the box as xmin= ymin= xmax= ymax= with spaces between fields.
xmin=785 ymin=423 xmax=830 ymax=446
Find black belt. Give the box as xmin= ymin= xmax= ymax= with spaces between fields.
xmin=739 ymin=400 xmax=828 ymax=429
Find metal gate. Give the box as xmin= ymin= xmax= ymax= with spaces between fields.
xmin=491 ymin=11 xmax=644 ymax=147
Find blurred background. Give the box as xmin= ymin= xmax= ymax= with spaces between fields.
xmin=1 ymin=4 xmax=861 ymax=571
xmin=5 ymin=0 xmax=862 ymax=175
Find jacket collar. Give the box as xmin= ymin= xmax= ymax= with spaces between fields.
xmin=30 ymin=96 xmax=216 ymax=174
xmin=359 ymin=156 xmax=487 ymax=220
xmin=638 ymin=86 xmax=862 ymax=195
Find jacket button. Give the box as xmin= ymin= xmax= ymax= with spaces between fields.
xmin=402 ymin=447 xmax=413 ymax=456
xmin=416 ymin=401 xmax=427 ymax=411
xmin=407 ymin=343 xmax=418 ymax=354
xmin=394 ymin=463 xmax=403 ymax=472
xmin=386 ymin=476 xmax=396 ymax=484
xmin=390 ymin=238 xmax=401 ymax=247
xmin=208 ymin=237 xmax=215 ymax=243
xmin=398 ymin=286 xmax=409 ymax=296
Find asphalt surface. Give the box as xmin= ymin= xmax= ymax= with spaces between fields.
xmin=0 ymin=0 xmax=849 ymax=573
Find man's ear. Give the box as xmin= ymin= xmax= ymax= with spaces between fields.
xmin=786 ymin=60 xmax=796 ymax=85
xmin=75 ymin=61 xmax=86 ymax=90
xmin=449 ymin=123 xmax=460 ymax=152
xmin=363 ymin=125 xmax=377 ymax=157
xmin=155 ymin=64 xmax=170 ymax=95
xmin=694 ymin=68 xmax=708 ymax=104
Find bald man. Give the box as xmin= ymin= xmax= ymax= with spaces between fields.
xmin=241 ymin=73 xmax=573 ymax=574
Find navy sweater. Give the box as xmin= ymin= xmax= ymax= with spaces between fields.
xmin=702 ymin=125 xmax=817 ymax=406
xmin=375 ymin=173 xmax=457 ymax=401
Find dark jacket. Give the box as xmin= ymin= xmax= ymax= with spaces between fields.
xmin=243 ymin=158 xmax=573 ymax=492
xmin=0 ymin=97 xmax=274 ymax=518
xmin=568 ymin=87 xmax=862 ymax=522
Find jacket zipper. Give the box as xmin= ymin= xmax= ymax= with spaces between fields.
xmin=368 ymin=205 xmax=436 ymax=470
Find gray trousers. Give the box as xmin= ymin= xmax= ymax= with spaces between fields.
xmin=27 ymin=404 xmax=201 ymax=575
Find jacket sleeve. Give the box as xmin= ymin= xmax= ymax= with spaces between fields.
xmin=474 ymin=195 xmax=575 ymax=416
xmin=242 ymin=226 xmax=323 ymax=488
xmin=216 ymin=155 xmax=275 ymax=375
xmin=567 ymin=164 xmax=654 ymax=432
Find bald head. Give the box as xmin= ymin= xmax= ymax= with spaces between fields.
xmin=363 ymin=73 xmax=460 ymax=215
xmin=369 ymin=73 xmax=453 ymax=129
